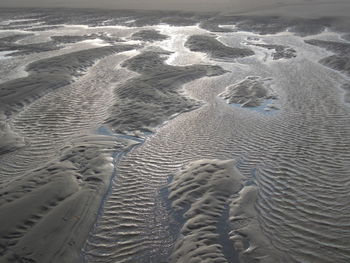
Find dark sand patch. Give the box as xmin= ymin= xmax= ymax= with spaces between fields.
xmin=304 ymin=39 xmax=350 ymax=55
xmin=305 ymin=39 xmax=350 ymax=76
xmin=51 ymin=32 xmax=123 ymax=45
xmin=27 ymin=25 xmax=63 ymax=31
xmin=0 ymin=45 xmax=136 ymax=155
xmin=131 ymin=29 xmax=169 ymax=42
xmin=106 ymin=50 xmax=227 ymax=135
xmin=0 ymin=33 xmax=61 ymax=56
xmin=0 ymin=8 xmax=204 ymax=28
xmin=0 ymin=34 xmax=34 ymax=44
xmin=320 ymin=55 xmax=350 ymax=76
xmin=199 ymin=15 xmax=336 ymax=36
xmin=219 ymin=76 xmax=277 ymax=108
xmin=0 ymin=44 xmax=136 ymax=115
xmin=185 ymin=34 xmax=254 ymax=61
xmin=0 ymin=32 xmax=122 ymax=57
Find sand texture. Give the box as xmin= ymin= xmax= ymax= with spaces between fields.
xmin=169 ymin=159 xmax=244 ymax=263
xmin=0 ymin=113 xmax=24 ymax=155
xmin=106 ymin=50 xmax=227 ymax=134
xmin=0 ymin=45 xmax=136 ymax=115
xmin=341 ymin=83 xmax=350 ymax=103
xmin=0 ymin=135 xmax=137 ymax=262
xmin=305 ymin=39 xmax=350 ymax=76
xmin=185 ymin=35 xmax=254 ymax=60
xmin=219 ymin=76 xmax=276 ymax=108
xmin=248 ymin=43 xmax=296 ymax=60
xmin=0 ymin=7 xmax=350 ymax=263
xmin=131 ymin=29 xmax=169 ymax=42
xmin=229 ymin=186 xmax=292 ymax=263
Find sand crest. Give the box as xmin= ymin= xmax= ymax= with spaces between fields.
xmin=168 ymin=159 xmax=244 ymax=263
xmin=219 ymin=76 xmax=276 ymax=108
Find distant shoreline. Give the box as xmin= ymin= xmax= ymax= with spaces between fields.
xmin=0 ymin=1 xmax=350 ymax=18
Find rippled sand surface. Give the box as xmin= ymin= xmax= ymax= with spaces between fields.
xmin=0 ymin=8 xmax=350 ymax=263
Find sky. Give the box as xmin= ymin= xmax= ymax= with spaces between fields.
xmin=0 ymin=0 xmax=349 ymax=17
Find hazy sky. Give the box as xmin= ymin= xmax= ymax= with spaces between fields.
xmin=1 ymin=0 xmax=350 ymax=17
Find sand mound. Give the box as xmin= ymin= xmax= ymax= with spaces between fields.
xmin=168 ymin=159 xmax=244 ymax=263
xmin=0 ymin=135 xmax=137 ymax=263
xmin=219 ymin=76 xmax=276 ymax=108
xmin=185 ymin=35 xmax=254 ymax=60
xmin=131 ymin=29 xmax=169 ymax=42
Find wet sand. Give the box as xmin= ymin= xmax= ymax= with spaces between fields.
xmin=0 ymin=8 xmax=350 ymax=263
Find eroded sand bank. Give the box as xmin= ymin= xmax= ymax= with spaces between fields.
xmin=169 ymin=159 xmax=244 ymax=263
xmin=0 ymin=135 xmax=138 ymax=262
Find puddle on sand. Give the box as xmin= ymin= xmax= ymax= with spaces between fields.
xmin=230 ymin=98 xmax=279 ymax=115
